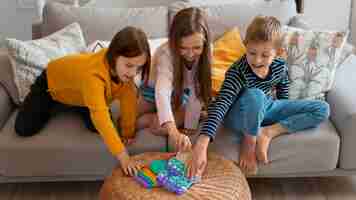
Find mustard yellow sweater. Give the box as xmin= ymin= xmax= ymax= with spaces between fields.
xmin=46 ymin=49 xmax=137 ymax=156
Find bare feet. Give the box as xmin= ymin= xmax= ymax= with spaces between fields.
xmin=256 ymin=124 xmax=287 ymax=164
xmin=256 ymin=127 xmax=272 ymax=164
xmin=239 ymin=135 xmax=258 ymax=175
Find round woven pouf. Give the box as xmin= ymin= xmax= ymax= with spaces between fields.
xmin=99 ymin=152 xmax=251 ymax=200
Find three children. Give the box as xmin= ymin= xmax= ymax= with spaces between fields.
xmin=15 ymin=9 xmax=330 ymax=177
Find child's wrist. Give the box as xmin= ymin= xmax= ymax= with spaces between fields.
xmin=116 ymin=149 xmax=130 ymax=163
xmin=196 ymin=134 xmax=210 ymax=150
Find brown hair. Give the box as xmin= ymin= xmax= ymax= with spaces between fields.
xmin=169 ymin=7 xmax=212 ymax=109
xmin=106 ymin=26 xmax=151 ymax=82
xmin=244 ymin=16 xmax=282 ymax=49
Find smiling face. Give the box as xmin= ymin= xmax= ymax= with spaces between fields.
xmin=179 ymin=32 xmax=205 ymax=65
xmin=115 ymin=54 xmax=147 ymax=83
xmin=246 ymin=41 xmax=277 ymax=70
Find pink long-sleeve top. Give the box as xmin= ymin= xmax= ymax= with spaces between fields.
xmin=148 ymin=42 xmax=203 ymax=129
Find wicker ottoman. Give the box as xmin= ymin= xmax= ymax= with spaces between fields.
xmin=99 ymin=152 xmax=251 ymax=200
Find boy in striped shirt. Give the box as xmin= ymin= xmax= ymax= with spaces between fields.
xmin=188 ymin=16 xmax=330 ymax=176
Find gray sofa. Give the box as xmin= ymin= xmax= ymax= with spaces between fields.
xmin=1 ymin=0 xmax=356 ymax=183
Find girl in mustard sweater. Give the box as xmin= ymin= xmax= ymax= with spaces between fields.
xmin=14 ymin=26 xmax=151 ymax=176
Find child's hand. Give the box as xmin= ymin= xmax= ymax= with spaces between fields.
xmin=116 ymin=150 xmax=143 ymax=176
xmin=169 ymin=128 xmax=192 ymax=152
xmin=187 ymin=134 xmax=210 ymax=179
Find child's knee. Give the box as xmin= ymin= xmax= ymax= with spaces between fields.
xmin=240 ymin=88 xmax=265 ymax=109
xmin=318 ymin=101 xmax=330 ymax=121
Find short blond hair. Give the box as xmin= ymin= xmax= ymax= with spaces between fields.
xmin=244 ymin=16 xmax=282 ymax=49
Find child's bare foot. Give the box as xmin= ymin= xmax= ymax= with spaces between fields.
xmin=256 ymin=127 xmax=272 ymax=164
xmin=239 ymin=135 xmax=258 ymax=175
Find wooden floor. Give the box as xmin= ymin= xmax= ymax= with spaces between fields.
xmin=1 ymin=176 xmax=356 ymax=200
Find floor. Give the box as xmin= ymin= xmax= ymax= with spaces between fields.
xmin=1 ymin=176 xmax=356 ymax=199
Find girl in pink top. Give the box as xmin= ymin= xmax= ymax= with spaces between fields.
xmin=136 ymin=7 xmax=212 ymax=152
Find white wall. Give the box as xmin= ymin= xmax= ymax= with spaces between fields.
xmin=303 ymin=0 xmax=352 ymax=31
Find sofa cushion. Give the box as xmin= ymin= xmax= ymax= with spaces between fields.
xmin=42 ymin=2 xmax=168 ymax=44
xmin=0 ymin=111 xmax=166 ymax=177
xmin=200 ymin=120 xmax=340 ymax=175
xmin=169 ymin=0 xmax=298 ymax=40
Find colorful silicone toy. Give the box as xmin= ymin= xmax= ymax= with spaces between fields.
xmin=134 ymin=154 xmax=195 ymax=194
xmin=156 ymin=170 xmax=193 ymax=195
xmin=167 ymin=157 xmax=186 ymax=176
xmin=150 ymin=160 xmax=167 ymax=175
xmin=134 ymin=167 xmax=159 ymax=189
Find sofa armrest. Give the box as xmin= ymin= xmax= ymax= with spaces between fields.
xmin=0 ymin=83 xmax=14 ymax=130
xmin=326 ymin=55 xmax=356 ymax=170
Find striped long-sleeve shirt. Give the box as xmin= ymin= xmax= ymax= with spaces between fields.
xmin=200 ymin=55 xmax=289 ymax=140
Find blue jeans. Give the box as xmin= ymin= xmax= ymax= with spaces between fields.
xmin=224 ymin=88 xmax=330 ymax=140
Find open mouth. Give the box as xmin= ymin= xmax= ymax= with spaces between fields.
xmin=252 ymin=64 xmax=265 ymax=68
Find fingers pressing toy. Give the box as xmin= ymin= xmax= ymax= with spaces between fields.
xmin=134 ymin=152 xmax=196 ymax=195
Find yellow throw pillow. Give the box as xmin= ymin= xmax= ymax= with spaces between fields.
xmin=212 ymin=27 xmax=246 ymax=95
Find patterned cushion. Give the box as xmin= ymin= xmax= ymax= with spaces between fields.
xmin=287 ymin=15 xmax=356 ymax=69
xmin=5 ymin=22 xmax=86 ymax=104
xmin=280 ymin=26 xmax=348 ymax=100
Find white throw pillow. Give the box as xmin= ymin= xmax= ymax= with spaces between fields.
xmin=280 ymin=26 xmax=348 ymax=100
xmin=5 ymin=22 xmax=86 ymax=104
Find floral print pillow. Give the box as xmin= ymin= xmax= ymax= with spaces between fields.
xmin=279 ymin=26 xmax=348 ymax=100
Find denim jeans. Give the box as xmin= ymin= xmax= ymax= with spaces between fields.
xmin=223 ymin=88 xmax=330 ymax=140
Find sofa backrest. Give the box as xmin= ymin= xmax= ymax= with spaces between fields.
xmin=169 ymin=0 xmax=299 ymax=40
xmin=40 ymin=2 xmax=169 ymax=43
xmin=36 ymin=0 xmax=300 ymax=43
